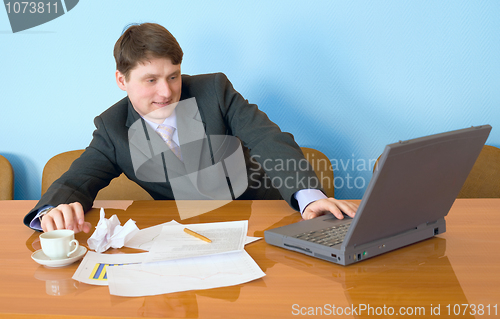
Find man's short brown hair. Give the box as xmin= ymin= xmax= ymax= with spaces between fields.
xmin=114 ymin=23 xmax=183 ymax=80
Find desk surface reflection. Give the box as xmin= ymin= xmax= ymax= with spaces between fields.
xmin=0 ymin=199 xmax=498 ymax=318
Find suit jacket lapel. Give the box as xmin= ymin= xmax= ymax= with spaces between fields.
xmin=176 ymin=97 xmax=208 ymax=176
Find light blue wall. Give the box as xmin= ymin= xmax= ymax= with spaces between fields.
xmin=1 ymin=0 xmax=499 ymax=200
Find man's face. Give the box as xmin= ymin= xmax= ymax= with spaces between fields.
xmin=116 ymin=57 xmax=182 ymax=123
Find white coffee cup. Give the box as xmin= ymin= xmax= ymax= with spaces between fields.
xmin=40 ymin=230 xmax=80 ymax=260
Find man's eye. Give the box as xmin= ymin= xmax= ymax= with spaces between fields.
xmin=147 ymin=79 xmax=155 ymax=83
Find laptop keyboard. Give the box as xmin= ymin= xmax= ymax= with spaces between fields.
xmin=293 ymin=222 xmax=351 ymax=247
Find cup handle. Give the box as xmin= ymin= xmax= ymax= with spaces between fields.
xmin=67 ymin=239 xmax=79 ymax=257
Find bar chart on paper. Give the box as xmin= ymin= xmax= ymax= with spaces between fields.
xmin=90 ymin=263 xmax=127 ymax=281
xmin=73 ymin=252 xmax=148 ymax=286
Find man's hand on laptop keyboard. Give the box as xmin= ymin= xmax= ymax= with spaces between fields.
xmin=302 ymin=198 xmax=358 ymax=220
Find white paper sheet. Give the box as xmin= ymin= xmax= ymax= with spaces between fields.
xmin=124 ymin=220 xmax=180 ymax=251
xmin=144 ymin=220 xmax=247 ymax=263
xmin=107 ymin=250 xmax=265 ymax=297
xmin=245 ymin=236 xmax=262 ymax=245
xmin=72 ymin=251 xmax=148 ymax=286
xmin=125 ymin=220 xmax=261 ymax=251
xmin=74 ymin=220 xmax=264 ymax=295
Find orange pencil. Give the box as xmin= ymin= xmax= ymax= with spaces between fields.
xmin=184 ymin=228 xmax=212 ymax=243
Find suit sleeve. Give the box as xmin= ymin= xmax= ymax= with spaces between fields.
xmin=23 ymin=116 xmax=122 ymax=229
xmin=212 ymin=73 xmax=324 ymax=210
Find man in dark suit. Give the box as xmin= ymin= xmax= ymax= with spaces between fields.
xmin=24 ymin=23 xmax=357 ymax=232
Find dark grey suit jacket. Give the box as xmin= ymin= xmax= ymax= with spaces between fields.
xmin=24 ymin=73 xmax=321 ymax=228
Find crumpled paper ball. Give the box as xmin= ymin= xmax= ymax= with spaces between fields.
xmin=87 ymin=208 xmax=139 ymax=253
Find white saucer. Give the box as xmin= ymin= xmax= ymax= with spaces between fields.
xmin=31 ymin=246 xmax=87 ymax=268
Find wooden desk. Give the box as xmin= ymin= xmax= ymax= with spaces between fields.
xmin=0 ymin=199 xmax=498 ymax=318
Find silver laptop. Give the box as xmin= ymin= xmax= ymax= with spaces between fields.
xmin=265 ymin=125 xmax=491 ymax=265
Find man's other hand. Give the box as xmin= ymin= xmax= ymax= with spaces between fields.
xmin=41 ymin=202 xmax=91 ymax=233
xmin=302 ymin=198 xmax=358 ymax=220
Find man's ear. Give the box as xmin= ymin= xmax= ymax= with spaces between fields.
xmin=115 ymin=70 xmax=127 ymax=91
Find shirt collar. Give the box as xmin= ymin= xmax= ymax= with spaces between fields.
xmin=142 ymin=109 xmax=178 ymax=131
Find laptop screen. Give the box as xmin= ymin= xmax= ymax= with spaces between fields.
xmin=342 ymin=125 xmax=491 ymax=249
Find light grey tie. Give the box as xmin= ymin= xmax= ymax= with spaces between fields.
xmin=156 ymin=124 xmax=182 ymax=161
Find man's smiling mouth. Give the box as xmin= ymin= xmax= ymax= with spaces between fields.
xmin=153 ymin=101 xmax=171 ymax=106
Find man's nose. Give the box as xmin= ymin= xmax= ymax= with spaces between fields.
xmin=157 ymin=80 xmax=172 ymax=97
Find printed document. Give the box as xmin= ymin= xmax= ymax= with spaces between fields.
xmin=107 ymin=250 xmax=265 ymax=297
xmin=144 ymin=220 xmax=247 ymax=263
xmin=73 ymin=220 xmax=265 ymax=296
xmin=125 ymin=220 xmax=260 ymax=251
